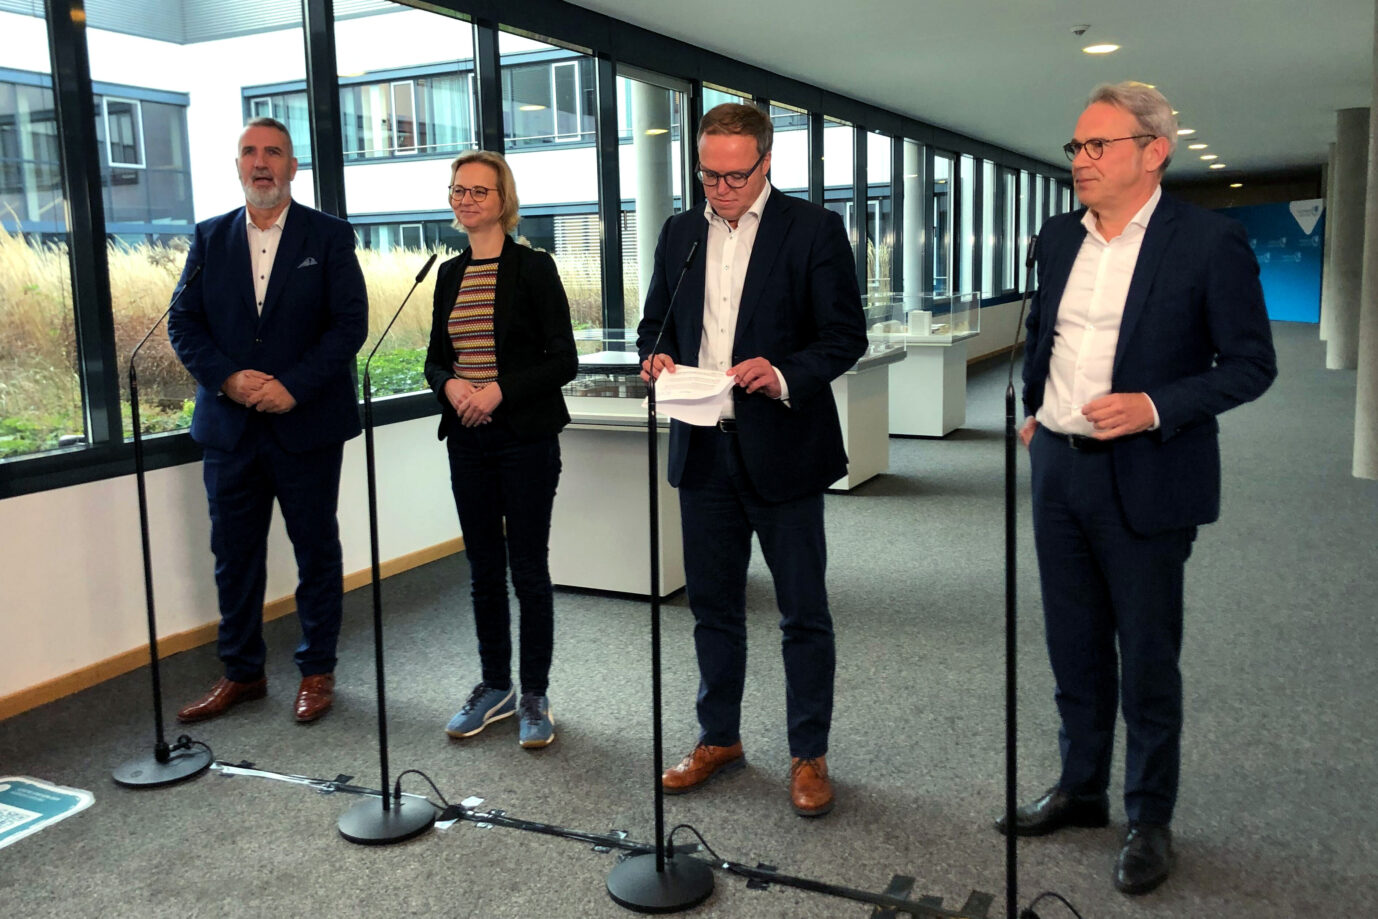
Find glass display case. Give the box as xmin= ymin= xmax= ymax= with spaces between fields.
xmin=865 ymin=291 xmax=981 ymax=344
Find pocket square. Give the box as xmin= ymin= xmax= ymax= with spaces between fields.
xmin=297 ymin=256 xmax=318 ymax=268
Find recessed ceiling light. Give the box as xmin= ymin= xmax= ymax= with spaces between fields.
xmin=1082 ymin=43 xmax=1120 ymax=54
xmin=644 ymin=128 xmax=668 ymax=136
xmin=1209 ymin=163 xmax=1227 ymax=169
xmin=1229 ymin=183 xmax=1243 ymax=188
xmin=1177 ymin=128 xmax=1196 ymax=136
xmin=1188 ymin=143 xmax=1208 ymax=150
xmin=519 ymin=104 xmax=547 ymax=112
xmin=1171 ymin=110 xmax=1179 ymax=115
xmin=1200 ymin=154 xmax=1218 ymax=161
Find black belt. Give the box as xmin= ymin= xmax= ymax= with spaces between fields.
xmin=715 ymin=418 xmax=739 ymax=433
xmin=1045 ymin=430 xmax=1113 ymax=452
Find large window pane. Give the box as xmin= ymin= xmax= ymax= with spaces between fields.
xmin=822 ymin=117 xmax=855 ymax=255
xmin=932 ymin=152 xmax=954 ymax=296
xmin=87 ymin=8 xmax=223 ymax=439
xmin=1001 ymin=167 xmax=1017 ymax=291
xmin=866 ymin=131 xmax=892 ymax=297
xmin=959 ymin=153 xmax=974 ymax=295
xmin=769 ymin=101 xmax=808 ymax=199
xmin=501 ymin=32 xmax=602 ymax=338
xmin=0 ymin=10 xmax=82 ymax=458
xmin=981 ymin=159 xmax=996 ymax=297
xmin=619 ymin=70 xmax=687 ymax=332
xmin=337 ymin=4 xmax=475 ymax=396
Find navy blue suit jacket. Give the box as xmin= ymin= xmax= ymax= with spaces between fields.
xmin=1022 ymin=192 xmax=1277 ymax=535
xmin=168 ymin=202 xmax=369 ymax=454
xmin=636 ymin=190 xmax=868 ymax=503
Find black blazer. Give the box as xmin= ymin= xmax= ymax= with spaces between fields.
xmin=636 ymin=189 xmax=868 ymax=503
xmin=1022 ymin=192 xmax=1277 ymax=535
xmin=168 ymin=203 xmax=368 ymax=454
xmin=424 ymin=235 xmax=578 ymax=439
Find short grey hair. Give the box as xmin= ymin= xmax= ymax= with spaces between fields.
xmin=243 ymin=116 xmax=294 ymax=159
xmin=1087 ymin=81 xmax=1178 ymax=170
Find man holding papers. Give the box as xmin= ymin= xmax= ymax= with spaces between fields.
xmin=637 ymin=103 xmax=867 ymax=817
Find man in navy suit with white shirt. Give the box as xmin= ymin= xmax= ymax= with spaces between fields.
xmin=169 ymin=117 xmax=368 ymax=725
xmin=996 ymin=83 xmax=1276 ymax=894
xmin=638 ymin=103 xmax=867 ymax=817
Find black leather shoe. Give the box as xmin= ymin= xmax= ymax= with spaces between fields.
xmin=1114 ymin=823 xmax=1172 ymax=895
xmin=994 ymin=786 xmax=1110 ymax=837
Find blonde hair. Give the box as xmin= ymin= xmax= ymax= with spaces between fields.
xmin=449 ymin=150 xmax=521 ymax=233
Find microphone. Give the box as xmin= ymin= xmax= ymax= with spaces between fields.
xmin=1006 ymin=233 xmax=1038 ymax=386
xmin=644 ymin=239 xmax=700 ymax=382
xmin=364 ymin=252 xmax=437 ymax=375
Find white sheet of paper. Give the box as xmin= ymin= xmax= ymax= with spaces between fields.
xmin=641 ymin=365 xmax=734 ymax=427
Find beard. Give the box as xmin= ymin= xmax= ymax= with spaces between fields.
xmin=243 ymin=179 xmax=289 ymax=210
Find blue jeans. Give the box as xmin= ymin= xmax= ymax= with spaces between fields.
xmin=445 ymin=421 xmax=561 ymax=695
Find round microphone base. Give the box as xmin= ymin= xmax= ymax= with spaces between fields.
xmin=112 ymin=744 xmax=213 ymax=788
xmin=338 ymin=796 xmax=436 ymax=846
xmin=607 ymin=852 xmax=714 ymax=914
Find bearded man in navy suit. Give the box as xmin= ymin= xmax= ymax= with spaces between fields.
xmin=169 ymin=117 xmax=368 ymax=725
xmin=637 ymin=103 xmax=867 ymax=817
xmin=996 ymin=83 xmax=1276 ymax=895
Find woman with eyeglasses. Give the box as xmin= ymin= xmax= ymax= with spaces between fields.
xmin=424 ymin=150 xmax=578 ymax=749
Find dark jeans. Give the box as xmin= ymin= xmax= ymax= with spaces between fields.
xmin=202 ymin=416 xmax=344 ymax=682
xmin=1030 ymin=426 xmax=1196 ymax=825
xmin=678 ymin=426 xmax=834 ymax=759
xmin=446 ymin=421 xmax=561 ymax=696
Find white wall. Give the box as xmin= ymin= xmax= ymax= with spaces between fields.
xmin=0 ymin=416 xmax=457 ymax=699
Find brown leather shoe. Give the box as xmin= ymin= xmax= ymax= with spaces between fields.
xmin=294 ymin=674 xmax=335 ymax=723
xmin=176 ymin=676 xmax=267 ymax=723
xmin=661 ymin=741 xmax=746 ymax=794
xmin=790 ymin=756 xmax=834 ymax=817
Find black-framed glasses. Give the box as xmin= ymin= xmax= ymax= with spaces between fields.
xmin=1063 ymin=135 xmax=1156 ymax=162
xmin=448 ymin=184 xmax=492 ymax=201
xmin=695 ymin=148 xmax=767 ymax=188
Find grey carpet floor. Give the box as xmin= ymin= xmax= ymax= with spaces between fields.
xmin=2 ymin=321 xmax=1375 ymax=918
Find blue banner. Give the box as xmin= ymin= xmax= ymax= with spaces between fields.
xmin=1218 ymin=200 xmax=1324 ymax=324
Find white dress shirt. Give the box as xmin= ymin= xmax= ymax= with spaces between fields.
xmin=700 ymin=182 xmax=787 ymax=418
xmin=1036 ymin=186 xmax=1161 ymax=435
xmin=246 ymin=201 xmax=290 ymax=315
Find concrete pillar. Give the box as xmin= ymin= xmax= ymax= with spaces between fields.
xmin=632 ymin=82 xmax=673 ymax=316
xmin=1353 ymin=14 xmax=1378 ymax=478
xmin=1328 ymin=107 xmax=1369 ymax=370
xmin=1320 ymin=142 xmax=1336 ymax=341
xmin=902 ymin=141 xmax=922 ymax=310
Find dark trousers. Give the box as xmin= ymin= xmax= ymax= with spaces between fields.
xmin=1029 ymin=426 xmax=1196 ymax=826
xmin=678 ymin=426 xmax=834 ymax=759
xmin=201 ymin=417 xmax=345 ymax=682
xmin=445 ymin=421 xmax=561 ymax=696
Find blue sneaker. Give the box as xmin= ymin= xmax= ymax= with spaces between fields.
xmin=445 ymin=683 xmax=515 ymax=737
xmin=518 ymin=693 xmax=555 ymax=748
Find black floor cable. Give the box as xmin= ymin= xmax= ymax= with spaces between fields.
xmin=215 ymin=766 xmax=1085 ymax=918
xmin=1019 ymin=890 xmax=1085 ymax=919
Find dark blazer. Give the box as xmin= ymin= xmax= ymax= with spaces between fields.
xmin=1022 ymin=192 xmax=1277 ymax=535
xmin=168 ymin=203 xmax=369 ymax=454
xmin=636 ymin=189 xmax=868 ymax=503
xmin=424 ymin=234 xmax=578 ymax=439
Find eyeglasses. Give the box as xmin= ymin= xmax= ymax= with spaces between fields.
xmin=447 ymin=184 xmax=492 ymax=202
xmin=696 ymin=149 xmax=767 ymax=188
xmin=1063 ymin=135 xmax=1156 ymax=161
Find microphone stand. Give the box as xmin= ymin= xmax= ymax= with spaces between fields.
xmin=607 ymin=241 xmax=714 ymax=913
xmin=1002 ymin=235 xmax=1037 ymax=918
xmin=114 ymin=265 xmax=215 ymax=789
xmin=338 ymin=253 xmax=440 ymax=845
